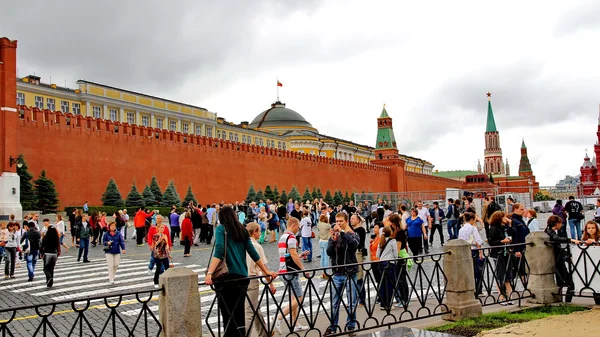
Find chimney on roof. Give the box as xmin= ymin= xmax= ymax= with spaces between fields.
xmin=26 ymin=75 xmax=40 ymax=85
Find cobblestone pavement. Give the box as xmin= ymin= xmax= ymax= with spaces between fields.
xmin=0 ymin=211 xmax=591 ymax=336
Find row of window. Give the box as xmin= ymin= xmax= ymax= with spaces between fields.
xmin=19 ymin=93 xmax=82 ymax=115
xmin=214 ymin=130 xmax=287 ymax=149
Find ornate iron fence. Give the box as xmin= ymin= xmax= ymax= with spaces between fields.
xmin=472 ymin=243 xmax=532 ymax=306
xmin=203 ymin=251 xmax=449 ymax=337
xmin=0 ymin=287 xmax=162 ymax=337
xmin=550 ymin=242 xmax=600 ymax=304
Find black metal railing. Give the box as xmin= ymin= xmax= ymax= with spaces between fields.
xmin=472 ymin=242 xmax=532 ymax=306
xmin=203 ymin=251 xmax=449 ymax=337
xmin=549 ymin=242 xmax=600 ymax=304
xmin=0 ymin=287 xmax=162 ymax=337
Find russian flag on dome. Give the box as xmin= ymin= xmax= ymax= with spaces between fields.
xmin=277 ymin=80 xmax=283 ymax=87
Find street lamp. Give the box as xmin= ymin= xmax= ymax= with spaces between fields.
xmin=9 ymin=156 xmax=23 ymax=168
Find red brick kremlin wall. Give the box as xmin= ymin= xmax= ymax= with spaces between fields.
xmin=16 ymin=107 xmax=395 ymax=206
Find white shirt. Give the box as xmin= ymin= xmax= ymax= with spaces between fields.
xmin=55 ymin=220 xmax=65 ymax=235
xmin=300 ymin=217 xmax=312 ymax=238
xmin=458 ymin=223 xmax=484 ymax=248
xmin=246 ymin=238 xmax=268 ymax=276
xmin=417 ymin=207 xmax=429 ymax=224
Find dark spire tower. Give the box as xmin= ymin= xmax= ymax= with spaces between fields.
xmin=483 ymin=92 xmax=505 ymax=176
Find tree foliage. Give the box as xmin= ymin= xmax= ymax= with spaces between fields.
xmin=273 ymin=186 xmax=280 ymax=203
xmin=17 ymin=154 xmax=36 ymax=210
xmin=289 ymin=186 xmax=301 ymax=202
xmin=161 ymin=181 xmax=181 ymax=207
xmin=303 ymin=187 xmax=312 ymax=202
xmin=343 ymin=191 xmax=351 ymax=203
xmin=264 ymin=185 xmax=275 ymax=201
xmin=317 ymin=188 xmax=323 ymax=199
xmin=101 ymin=178 xmax=124 ymax=207
xmin=183 ymin=185 xmax=198 ymax=205
xmin=255 ymin=188 xmax=264 ymax=202
xmin=324 ymin=190 xmax=334 ymax=206
xmin=125 ymin=181 xmax=145 ymax=208
xmin=279 ymin=190 xmax=288 ymax=204
xmin=311 ymin=187 xmax=318 ymax=200
xmin=246 ymin=185 xmax=257 ymax=203
xmin=142 ymin=185 xmax=157 ymax=207
xmin=34 ymin=170 xmax=59 ymax=212
xmin=333 ymin=191 xmax=343 ymax=206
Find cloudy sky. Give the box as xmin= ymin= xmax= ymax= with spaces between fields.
xmin=2 ymin=0 xmax=599 ymax=186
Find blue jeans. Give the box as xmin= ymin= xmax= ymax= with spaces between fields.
xmin=447 ymin=220 xmax=458 ymax=240
xmin=329 ymin=273 xmax=358 ymax=332
xmin=149 ymin=251 xmax=165 ymax=272
xmin=26 ymin=250 xmax=38 ymax=280
xmin=78 ymin=237 xmax=89 ymax=261
xmin=569 ymin=218 xmax=582 ymax=240
xmin=302 ymin=237 xmax=313 ymax=261
xmin=279 ymin=219 xmax=287 ymax=232
xmin=319 ymin=240 xmax=329 ymax=268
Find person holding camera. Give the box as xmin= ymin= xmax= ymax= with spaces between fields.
xmin=103 ymin=221 xmax=126 ymax=284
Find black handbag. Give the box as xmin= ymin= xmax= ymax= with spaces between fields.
xmin=284 ymin=235 xmax=301 ymax=272
xmin=206 ymin=228 xmax=229 ymax=280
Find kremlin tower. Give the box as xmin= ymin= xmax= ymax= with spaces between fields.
xmin=579 ymin=105 xmax=600 ymax=196
xmin=483 ymin=93 xmax=506 ymax=176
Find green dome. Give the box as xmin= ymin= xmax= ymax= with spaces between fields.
xmin=249 ymin=101 xmax=313 ymax=130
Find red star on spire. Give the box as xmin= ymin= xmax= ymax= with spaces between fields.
xmin=486 ymin=92 xmax=492 ymax=98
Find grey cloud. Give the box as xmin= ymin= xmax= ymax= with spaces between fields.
xmin=555 ymin=0 xmax=600 ymax=35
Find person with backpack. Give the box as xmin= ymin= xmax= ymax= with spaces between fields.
xmin=565 ymin=196 xmax=585 ymax=240
xmin=446 ymin=198 xmax=458 ymax=240
xmin=485 ymin=197 xmax=502 ymax=237
xmin=458 ymin=212 xmax=485 ymax=296
xmin=509 ymin=203 xmax=530 ymax=283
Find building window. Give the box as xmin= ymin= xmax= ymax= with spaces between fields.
xmin=92 ymin=106 xmax=101 ymax=118
xmin=254 ymin=136 xmax=258 ymax=145
xmin=60 ymin=101 xmax=69 ymax=113
xmin=259 ymin=138 xmax=264 ymax=146
xmin=229 ymin=132 xmax=233 ymax=141
xmin=196 ymin=125 xmax=202 ymax=135
xmin=109 ymin=109 xmax=117 ymax=121
xmin=156 ymin=118 xmax=163 ymax=129
xmin=72 ymin=103 xmax=80 ymax=115
xmin=282 ymin=143 xmax=286 ymax=150
xmin=16 ymin=93 xmax=25 ymax=105
xmin=35 ymin=96 xmax=43 ymax=109
xmin=234 ymin=133 xmax=239 ymax=142
xmin=170 ymin=120 xmax=177 ymax=131
xmin=310 ymin=150 xmax=316 ymax=155
xmin=242 ymin=135 xmax=247 ymax=143
xmin=47 ymin=98 xmax=55 ymax=110
xmin=206 ymin=128 xmax=212 ymax=138
xmin=127 ymin=112 xmax=134 ymax=124
xmin=142 ymin=115 xmax=149 ymax=126
xmin=182 ymin=123 xmax=189 ymax=134
xmin=298 ymin=150 xmax=305 ymax=153
xmin=217 ymin=130 xmax=221 ymax=139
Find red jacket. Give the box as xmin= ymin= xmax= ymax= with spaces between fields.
xmin=147 ymin=225 xmax=172 ymax=246
xmin=181 ymin=218 xmax=193 ymax=241
xmin=134 ymin=210 xmax=153 ymax=228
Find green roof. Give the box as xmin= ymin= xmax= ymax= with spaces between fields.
xmin=433 ymin=170 xmax=478 ymax=179
xmin=521 ymin=139 xmax=526 ymax=149
xmin=486 ymin=100 xmax=497 ymax=132
xmin=379 ymin=106 xmax=389 ymax=118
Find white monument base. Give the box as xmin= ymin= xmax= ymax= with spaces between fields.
xmin=0 ymin=172 xmax=22 ymax=221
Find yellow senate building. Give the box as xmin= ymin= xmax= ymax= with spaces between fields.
xmin=16 ymin=75 xmax=434 ymax=174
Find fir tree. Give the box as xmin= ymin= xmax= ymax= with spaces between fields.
xmin=350 ymin=192 xmax=356 ymax=203
xmin=161 ymin=181 xmax=181 ymax=207
xmin=302 ymin=187 xmax=312 ymax=202
xmin=279 ymin=190 xmax=288 ymax=204
xmin=149 ymin=176 xmax=163 ymax=203
xmin=273 ymin=186 xmax=280 ymax=202
xmin=343 ymin=191 xmax=351 ymax=203
xmin=311 ymin=187 xmax=318 ymax=200
xmin=317 ymin=188 xmax=323 ymax=199
xmin=246 ymin=185 xmax=257 ymax=203
xmin=255 ymin=188 xmax=264 ymax=201
xmin=333 ymin=191 xmax=343 ymax=206
xmin=324 ymin=190 xmax=334 ymax=206
xmin=17 ymin=154 xmax=36 ymax=210
xmin=101 ymin=178 xmax=124 ymax=207
xmin=183 ymin=185 xmax=197 ymax=205
xmin=125 ymin=181 xmax=145 ymax=208
xmin=264 ymin=185 xmax=275 ymax=201
xmin=34 ymin=170 xmax=59 ymax=212
xmin=142 ymin=185 xmax=157 ymax=207
xmin=289 ymin=186 xmax=301 ymax=202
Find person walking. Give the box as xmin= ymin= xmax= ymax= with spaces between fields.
xmin=77 ymin=214 xmax=91 ymax=263
xmin=324 ymin=212 xmax=360 ymax=336
xmin=191 ymin=204 xmax=203 ymax=246
xmin=205 ymin=206 xmax=277 ymax=337
xmin=169 ymin=208 xmax=181 ymax=241
xmin=103 ymin=222 xmax=126 ymax=284
xmin=300 ymin=210 xmax=313 ymax=262
xmin=565 ymin=196 xmax=585 ymax=240
xmin=406 ymin=208 xmax=426 ymax=256
xmin=151 ymin=223 xmax=171 ymax=287
xmin=428 ymin=202 xmax=445 ymax=247
xmin=181 ymin=211 xmax=193 ymax=257
xmin=54 ymin=214 xmax=69 ymax=253
xmin=377 ymin=226 xmax=398 ymax=310
xmin=147 ymin=215 xmax=171 ymax=275
xmin=122 ymin=209 xmax=130 ymax=240
xmin=245 ymin=222 xmax=277 ymax=337
xmin=21 ymin=223 xmax=41 ymax=281
xmin=446 ymin=198 xmax=458 ymax=240
xmin=134 ymin=207 xmax=153 ymax=246
xmin=317 ymin=214 xmax=331 ymax=279
xmin=40 ymin=223 xmax=61 ymax=287
xmin=4 ymin=222 xmax=19 ymax=279
xmin=0 ymin=222 xmax=8 ymax=275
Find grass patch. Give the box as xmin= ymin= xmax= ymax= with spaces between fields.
xmin=429 ymin=305 xmax=587 ymax=337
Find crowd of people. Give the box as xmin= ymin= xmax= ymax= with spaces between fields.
xmin=1 ymin=194 xmax=599 ymax=336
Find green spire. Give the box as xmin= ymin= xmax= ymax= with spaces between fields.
xmin=485 ymin=93 xmax=497 ymax=133
xmin=380 ymin=104 xmax=389 ymax=118
xmin=521 ymin=138 xmax=526 ymax=149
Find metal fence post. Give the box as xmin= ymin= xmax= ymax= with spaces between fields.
xmin=159 ymin=268 xmax=202 ymax=337
xmin=526 ymin=232 xmax=561 ymax=304
xmin=442 ymin=240 xmax=482 ymax=321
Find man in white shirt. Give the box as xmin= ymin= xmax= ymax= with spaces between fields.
xmin=416 ymin=202 xmax=431 ymax=254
